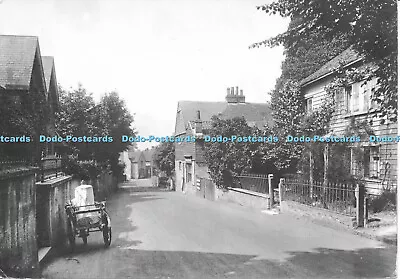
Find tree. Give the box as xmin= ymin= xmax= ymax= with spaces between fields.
xmin=252 ymin=0 xmax=397 ymax=122
xmin=204 ymin=116 xmax=275 ymax=188
xmin=94 ymin=91 xmax=136 ymax=175
xmin=56 ymin=85 xmax=136 ymax=177
xmin=266 ymin=80 xmax=305 ymax=171
xmin=153 ymin=141 xmax=175 ymax=178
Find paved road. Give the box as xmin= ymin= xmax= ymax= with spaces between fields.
xmin=42 ymin=180 xmax=396 ymax=279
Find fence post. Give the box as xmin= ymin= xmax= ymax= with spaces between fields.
xmin=355 ymin=184 xmax=365 ymax=227
xmin=268 ymin=174 xmax=274 ymax=208
xmin=364 ymin=195 xmax=369 ymax=227
xmin=278 ymin=178 xmax=284 ymax=205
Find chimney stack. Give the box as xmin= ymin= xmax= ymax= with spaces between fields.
xmin=226 ymin=86 xmax=245 ymax=103
xmin=195 ymin=110 xmax=202 ymax=133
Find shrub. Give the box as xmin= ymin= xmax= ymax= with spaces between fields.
xmin=369 ymin=189 xmax=396 ymax=213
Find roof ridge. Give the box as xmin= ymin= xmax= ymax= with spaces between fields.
xmin=0 ymin=34 xmax=39 ymax=38
xmin=300 ymin=46 xmax=362 ymax=86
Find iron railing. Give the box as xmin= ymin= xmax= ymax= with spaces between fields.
xmin=235 ymin=174 xmax=270 ymax=194
xmin=0 ymin=160 xmax=29 ymax=170
xmin=37 ymin=155 xmax=63 ymax=182
xmin=283 ymin=179 xmax=357 ymax=216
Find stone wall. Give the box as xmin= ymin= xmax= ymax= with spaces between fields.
xmin=0 ymin=167 xmax=39 ymax=278
xmin=36 ymin=175 xmax=74 ymax=249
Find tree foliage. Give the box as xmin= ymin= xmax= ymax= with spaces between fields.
xmin=265 ymin=80 xmax=304 ymax=170
xmin=94 ymin=91 xmax=135 ymax=174
xmin=153 ymin=141 xmax=175 ymax=178
xmin=204 ymin=116 xmax=276 ymax=188
xmin=56 ymin=85 xmax=136 ymax=177
xmin=252 ymin=0 xmax=397 ymax=122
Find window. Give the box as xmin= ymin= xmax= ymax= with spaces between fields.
xmin=350 ymin=146 xmax=380 ymax=179
xmin=186 ymin=162 xmax=192 ymax=183
xmin=365 ymin=146 xmax=380 ymax=179
xmin=306 ymin=98 xmax=313 ymax=114
xmin=345 ymin=78 xmax=378 ymax=114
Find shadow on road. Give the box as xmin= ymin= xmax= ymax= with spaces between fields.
xmin=110 ymin=246 xmax=395 ymax=279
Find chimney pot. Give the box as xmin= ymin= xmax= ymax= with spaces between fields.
xmin=235 ymin=86 xmax=239 ymax=95
xmin=240 ymin=89 xmax=243 ymax=96
xmin=227 ymin=87 xmax=231 ymax=96
xmin=196 ymin=110 xmax=201 ymax=120
xmin=231 ymin=87 xmax=234 ymax=95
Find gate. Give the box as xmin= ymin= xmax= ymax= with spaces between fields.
xmin=196 ymin=176 xmax=216 ymax=201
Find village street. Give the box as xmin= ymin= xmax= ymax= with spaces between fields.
xmin=42 ymin=180 xmax=396 ymax=279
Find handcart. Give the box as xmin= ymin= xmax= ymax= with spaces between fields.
xmin=65 ymin=185 xmax=112 ymax=250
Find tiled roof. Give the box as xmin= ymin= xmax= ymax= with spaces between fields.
xmin=42 ymin=56 xmax=54 ymax=92
xmin=129 ymin=150 xmax=141 ymax=162
xmin=300 ymin=47 xmax=363 ymax=86
xmin=142 ymin=148 xmax=156 ymax=162
xmin=129 ymin=148 xmax=156 ymax=163
xmin=221 ymin=103 xmax=272 ymax=128
xmin=0 ymin=35 xmax=40 ymax=90
xmin=177 ymin=100 xmax=272 ymax=134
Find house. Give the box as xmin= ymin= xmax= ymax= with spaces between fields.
xmin=129 ymin=150 xmax=141 ymax=179
xmin=119 ymin=151 xmax=132 ymax=181
xmin=42 ymin=56 xmax=59 ymax=156
xmin=300 ymin=47 xmax=397 ymax=190
xmin=0 ymin=35 xmax=59 ymax=162
xmin=174 ymin=87 xmax=272 ymax=194
xmin=128 ymin=147 xmax=156 ymax=179
xmin=118 ymin=145 xmax=136 ymax=180
xmin=0 ymin=35 xmax=66 ymax=278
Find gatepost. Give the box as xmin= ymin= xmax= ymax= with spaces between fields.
xmin=278 ymin=178 xmax=285 ymax=205
xmin=355 ymin=184 xmax=366 ymax=227
xmin=268 ymin=174 xmax=274 ymax=208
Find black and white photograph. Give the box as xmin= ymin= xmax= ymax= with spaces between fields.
xmin=0 ymin=0 xmax=397 ymax=278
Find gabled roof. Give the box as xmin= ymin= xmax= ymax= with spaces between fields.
xmin=0 ymin=35 xmax=43 ymax=90
xmin=142 ymin=148 xmax=155 ymax=162
xmin=129 ymin=150 xmax=141 ymax=163
xmin=42 ymin=56 xmax=55 ymax=92
xmin=175 ymin=100 xmax=272 ymax=135
xmin=42 ymin=56 xmax=60 ymax=109
xmin=300 ymin=47 xmax=363 ymax=87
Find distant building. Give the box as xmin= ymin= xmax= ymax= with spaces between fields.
xmin=174 ymin=86 xmax=272 ymax=194
xmin=128 ymin=147 xmax=156 ymax=179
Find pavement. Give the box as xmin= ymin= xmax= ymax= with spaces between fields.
xmin=41 ymin=179 xmax=396 ymax=279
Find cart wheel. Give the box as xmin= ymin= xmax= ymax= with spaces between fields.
xmin=67 ymin=219 xmax=75 ymax=251
xmin=103 ymin=226 xmax=111 ymax=248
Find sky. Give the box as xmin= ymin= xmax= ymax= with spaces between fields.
xmin=0 ymin=0 xmax=289 ymax=150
